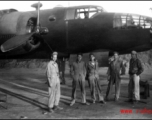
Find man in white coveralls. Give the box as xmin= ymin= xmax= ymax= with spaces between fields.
xmin=46 ymin=52 xmax=63 ymax=113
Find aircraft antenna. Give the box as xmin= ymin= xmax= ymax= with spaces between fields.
xmin=43 ymin=39 xmax=54 ymax=52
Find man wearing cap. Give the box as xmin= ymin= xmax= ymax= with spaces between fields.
xmin=128 ymin=50 xmax=144 ymax=104
xmin=105 ymin=52 xmax=123 ymax=101
xmin=70 ymin=53 xmax=90 ymax=106
xmin=86 ymin=53 xmax=106 ymax=104
xmin=46 ymin=52 xmax=63 ymax=113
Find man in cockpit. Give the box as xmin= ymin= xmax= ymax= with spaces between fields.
xmin=84 ymin=12 xmax=89 ymax=19
xmin=75 ymin=13 xmax=81 ymax=19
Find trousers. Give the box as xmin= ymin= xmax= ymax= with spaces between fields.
xmin=88 ymin=76 xmax=104 ymax=101
xmin=71 ymin=75 xmax=86 ymax=103
xmin=106 ymin=77 xmax=121 ymax=100
xmin=128 ymin=74 xmax=140 ymax=100
xmin=48 ymin=82 xmax=60 ymax=108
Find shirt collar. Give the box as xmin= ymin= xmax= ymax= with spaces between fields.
xmin=51 ymin=60 xmax=57 ymax=66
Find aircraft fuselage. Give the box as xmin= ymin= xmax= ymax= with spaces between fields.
xmin=0 ymin=5 xmax=152 ymax=58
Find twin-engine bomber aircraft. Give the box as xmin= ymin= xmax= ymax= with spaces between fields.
xmin=0 ymin=2 xmax=152 ymax=66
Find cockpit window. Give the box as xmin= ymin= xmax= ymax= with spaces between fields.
xmin=75 ymin=8 xmax=89 ymax=19
xmin=66 ymin=6 xmax=105 ymax=20
xmin=89 ymin=8 xmax=98 ymax=18
xmin=75 ymin=7 xmax=101 ymax=19
xmin=113 ymin=13 xmax=152 ymax=29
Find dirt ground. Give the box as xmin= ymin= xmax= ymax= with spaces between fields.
xmin=0 ymin=67 xmax=151 ymax=119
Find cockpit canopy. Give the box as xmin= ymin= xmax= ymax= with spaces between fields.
xmin=66 ymin=5 xmax=106 ymax=20
xmin=113 ymin=13 xmax=152 ymax=29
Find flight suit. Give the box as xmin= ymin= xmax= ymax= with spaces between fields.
xmin=105 ymin=59 xmax=123 ymax=100
xmin=70 ymin=60 xmax=87 ymax=103
xmin=86 ymin=60 xmax=104 ymax=102
xmin=46 ymin=60 xmax=60 ymax=109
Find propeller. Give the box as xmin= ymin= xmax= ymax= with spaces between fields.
xmin=1 ymin=1 xmax=50 ymax=53
xmin=31 ymin=1 xmax=42 ymax=33
xmin=1 ymin=33 xmax=34 ymax=52
xmin=31 ymin=1 xmax=54 ymax=53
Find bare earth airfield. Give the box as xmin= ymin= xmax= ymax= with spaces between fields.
xmin=0 ymin=60 xmax=151 ymax=119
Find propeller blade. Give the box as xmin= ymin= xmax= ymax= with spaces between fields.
xmin=1 ymin=33 xmax=35 ymax=52
xmin=31 ymin=2 xmax=43 ymax=9
xmin=31 ymin=1 xmax=42 ymax=30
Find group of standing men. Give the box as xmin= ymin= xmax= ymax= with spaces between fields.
xmin=105 ymin=51 xmax=143 ymax=103
xmin=70 ymin=53 xmax=106 ymax=106
xmin=45 ymin=50 xmax=144 ymax=113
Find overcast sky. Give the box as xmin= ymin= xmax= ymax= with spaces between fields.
xmin=0 ymin=1 xmax=152 ymax=17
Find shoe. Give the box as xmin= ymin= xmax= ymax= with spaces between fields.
xmin=61 ymin=82 xmax=66 ymax=85
xmin=133 ymin=100 xmax=139 ymax=105
xmin=100 ymin=100 xmax=106 ymax=104
xmin=48 ymin=108 xmax=54 ymax=113
xmin=70 ymin=100 xmax=75 ymax=106
xmin=127 ymin=99 xmax=133 ymax=103
xmin=104 ymin=97 xmax=109 ymax=101
xmin=115 ymin=98 xmax=119 ymax=102
xmin=20 ymin=116 xmax=28 ymax=119
xmin=82 ymin=102 xmax=90 ymax=105
xmin=44 ymin=81 xmax=48 ymax=84
xmin=53 ymin=106 xmax=63 ymax=110
xmin=42 ymin=111 xmax=48 ymax=115
xmin=62 ymin=80 xmax=66 ymax=85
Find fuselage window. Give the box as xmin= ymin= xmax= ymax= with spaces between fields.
xmin=113 ymin=14 xmax=122 ymax=28
xmin=121 ymin=15 xmax=127 ymax=27
xmin=66 ymin=9 xmax=75 ymax=20
xmin=113 ymin=13 xmax=152 ymax=29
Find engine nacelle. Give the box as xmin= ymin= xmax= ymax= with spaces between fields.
xmin=0 ymin=11 xmax=37 ymax=35
xmin=22 ymin=34 xmax=41 ymax=52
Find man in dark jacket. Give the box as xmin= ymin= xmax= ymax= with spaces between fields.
xmin=70 ymin=53 xmax=90 ymax=106
xmin=105 ymin=52 xmax=123 ymax=101
xmin=128 ymin=50 xmax=144 ymax=104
